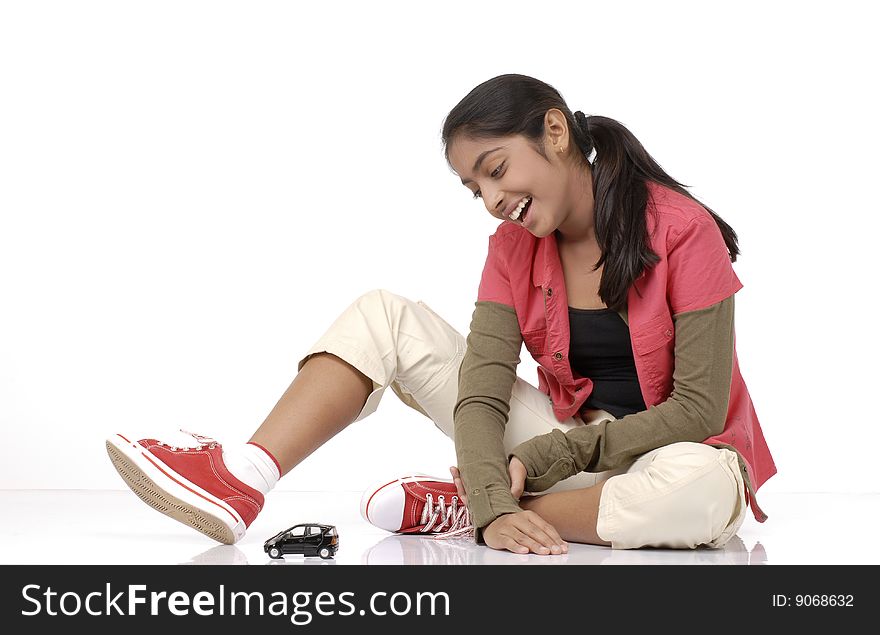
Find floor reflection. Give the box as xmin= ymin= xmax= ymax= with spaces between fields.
xmin=180 ymin=545 xmax=249 ymax=565
xmin=180 ymin=544 xmax=341 ymax=566
xmin=265 ymin=556 xmax=338 ymax=566
xmin=362 ymin=534 xmax=481 ymax=566
xmin=177 ymin=534 xmax=767 ymax=566
xmin=361 ymin=533 xmax=768 ymax=565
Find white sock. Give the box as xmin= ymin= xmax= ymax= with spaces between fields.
xmin=222 ymin=442 xmax=281 ymax=496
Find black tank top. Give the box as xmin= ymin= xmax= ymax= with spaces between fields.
xmin=568 ymin=306 xmax=647 ymax=419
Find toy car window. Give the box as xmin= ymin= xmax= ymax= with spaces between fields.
xmin=290 ymin=526 xmax=306 ymax=536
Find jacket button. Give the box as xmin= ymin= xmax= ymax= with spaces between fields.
xmin=547 ymin=288 xmax=553 ymax=297
xmin=554 ymin=352 xmax=563 ymax=360
xmin=665 ymin=329 xmax=672 ymax=337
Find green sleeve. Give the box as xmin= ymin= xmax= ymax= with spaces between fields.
xmin=453 ymin=301 xmax=524 ymax=544
xmin=509 ymin=295 xmax=736 ymax=492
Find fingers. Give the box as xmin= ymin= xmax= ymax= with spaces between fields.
xmin=530 ymin=512 xmax=568 ymax=554
xmin=508 ymin=512 xmax=568 ymax=555
xmin=448 ymin=466 xmax=468 ymax=506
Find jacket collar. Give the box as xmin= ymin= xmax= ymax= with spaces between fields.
xmin=531 ymin=230 xmax=558 ymax=289
xmin=531 ymin=191 xmax=660 ymax=290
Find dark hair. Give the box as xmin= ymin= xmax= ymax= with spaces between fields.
xmin=441 ymin=73 xmax=740 ymax=312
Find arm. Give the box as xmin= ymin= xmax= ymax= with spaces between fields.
xmin=509 ymin=294 xmax=736 ymax=492
xmin=453 ymin=300 xmax=524 ymax=543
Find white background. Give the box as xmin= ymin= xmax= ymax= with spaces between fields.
xmin=1 ymin=0 xmax=877 ymax=494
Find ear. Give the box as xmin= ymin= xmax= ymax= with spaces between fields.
xmin=543 ymin=108 xmax=570 ymax=150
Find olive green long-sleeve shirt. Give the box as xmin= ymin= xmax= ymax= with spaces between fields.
xmin=454 ymin=294 xmax=750 ymax=544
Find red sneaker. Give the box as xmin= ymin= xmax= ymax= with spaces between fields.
xmin=360 ymin=475 xmax=473 ymax=539
xmin=106 ymin=430 xmax=263 ymax=544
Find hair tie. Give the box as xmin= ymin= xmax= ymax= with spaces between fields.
xmin=573 ymin=111 xmax=594 ymax=160
xmin=574 ymin=110 xmax=590 ymax=133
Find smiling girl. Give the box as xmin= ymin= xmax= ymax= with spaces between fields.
xmin=106 ymin=73 xmax=775 ymax=555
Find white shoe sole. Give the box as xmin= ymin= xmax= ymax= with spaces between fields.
xmin=106 ymin=434 xmax=247 ymax=544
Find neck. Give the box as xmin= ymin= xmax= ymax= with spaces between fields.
xmin=554 ymin=164 xmax=597 ymax=245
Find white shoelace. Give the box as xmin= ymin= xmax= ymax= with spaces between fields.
xmin=420 ymin=493 xmax=474 ymax=540
xmin=156 ymin=429 xmax=218 ymax=451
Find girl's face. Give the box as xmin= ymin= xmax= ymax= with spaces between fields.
xmin=447 ymin=110 xmax=593 ymax=240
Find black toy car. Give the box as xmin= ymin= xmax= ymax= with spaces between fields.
xmin=264 ymin=523 xmax=339 ymax=560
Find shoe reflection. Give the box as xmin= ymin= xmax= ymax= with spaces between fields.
xmin=180 ymin=545 xmax=249 ymax=565
xmin=361 ymin=533 xmax=768 ymax=565
xmin=362 ymin=534 xmax=571 ymax=565
xmin=362 ymin=534 xmax=481 ymax=565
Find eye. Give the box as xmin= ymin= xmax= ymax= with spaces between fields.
xmin=471 ymin=162 xmax=505 ymax=200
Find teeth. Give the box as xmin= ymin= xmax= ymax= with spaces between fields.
xmin=509 ymin=196 xmax=531 ymax=221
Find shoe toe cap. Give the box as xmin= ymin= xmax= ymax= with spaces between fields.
xmin=360 ymin=482 xmax=406 ymax=532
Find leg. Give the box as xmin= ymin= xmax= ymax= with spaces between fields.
xmin=518 ymin=482 xmax=612 ymax=546
xmin=250 ymin=289 xmax=467 ymax=474
xmin=285 ymin=289 xmax=466 ymax=437
xmin=594 ymin=442 xmax=747 ymax=549
xmin=282 ymin=291 xmax=477 ymax=537
xmin=249 ymin=352 xmax=373 ymax=475
xmin=517 ymin=442 xmax=747 ymax=550
xmin=106 ymin=288 xmax=465 ymax=543
xmin=500 ymin=385 xmax=746 ymax=549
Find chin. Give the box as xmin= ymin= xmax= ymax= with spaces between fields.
xmin=529 ymin=223 xmax=555 ymax=238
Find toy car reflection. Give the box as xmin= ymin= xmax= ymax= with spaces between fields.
xmin=264 ymin=523 xmax=339 ymax=560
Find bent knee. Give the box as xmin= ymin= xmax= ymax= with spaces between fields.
xmin=355 ymin=288 xmax=412 ymax=310
xmin=648 ymin=446 xmax=740 ymax=526
xmin=600 ymin=445 xmax=743 ymax=549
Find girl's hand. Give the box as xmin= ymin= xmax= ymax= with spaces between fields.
xmin=508 ymin=456 xmax=526 ymax=500
xmin=483 ymin=510 xmax=568 ymax=555
xmin=449 ymin=457 xmax=527 ymax=505
xmin=449 ymin=466 xmax=468 ymax=506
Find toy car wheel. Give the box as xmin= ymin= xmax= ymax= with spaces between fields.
xmin=319 ymin=547 xmax=332 ymax=559
xmin=268 ymin=546 xmax=282 ymax=559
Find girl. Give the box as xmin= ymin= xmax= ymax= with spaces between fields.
xmin=106 ymin=74 xmax=776 ymax=555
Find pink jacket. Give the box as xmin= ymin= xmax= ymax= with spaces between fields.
xmin=476 ymin=180 xmax=776 ymax=521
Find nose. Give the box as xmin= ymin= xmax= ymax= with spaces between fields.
xmin=484 ymin=189 xmax=505 ymax=217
